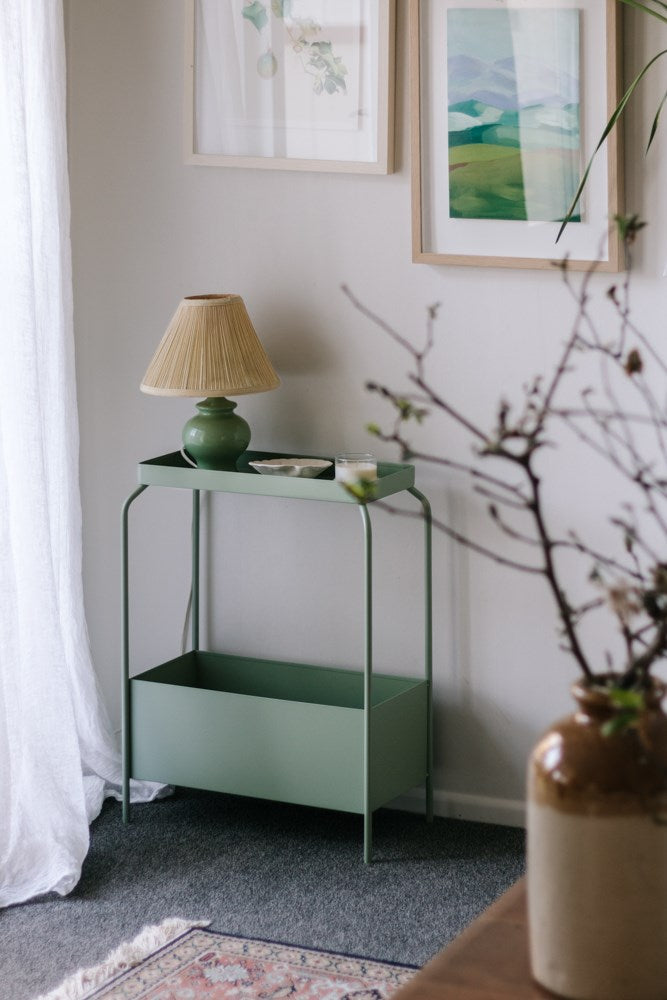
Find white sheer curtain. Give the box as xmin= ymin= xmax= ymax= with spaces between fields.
xmin=0 ymin=0 xmax=163 ymax=908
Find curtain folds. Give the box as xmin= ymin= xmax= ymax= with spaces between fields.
xmin=0 ymin=0 xmax=163 ymax=908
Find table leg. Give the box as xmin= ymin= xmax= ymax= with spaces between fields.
xmin=121 ymin=484 xmax=148 ymax=824
xmin=360 ymin=503 xmax=373 ymax=863
xmin=409 ymin=487 xmax=433 ymax=823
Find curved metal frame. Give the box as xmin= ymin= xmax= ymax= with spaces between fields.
xmin=121 ymin=481 xmax=433 ymax=862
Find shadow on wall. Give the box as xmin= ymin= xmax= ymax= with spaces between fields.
xmin=259 ymin=311 xmax=337 ymax=377
xmin=248 ymin=307 xmax=343 ymax=448
xmin=435 ymin=693 xmax=537 ymax=806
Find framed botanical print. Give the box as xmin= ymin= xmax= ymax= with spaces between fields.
xmin=410 ymin=0 xmax=623 ymax=269
xmin=185 ymin=0 xmax=396 ymax=173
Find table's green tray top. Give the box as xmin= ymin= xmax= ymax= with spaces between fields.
xmin=138 ymin=450 xmax=415 ymax=502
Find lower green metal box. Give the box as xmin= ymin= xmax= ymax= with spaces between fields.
xmin=130 ymin=651 xmax=428 ymax=814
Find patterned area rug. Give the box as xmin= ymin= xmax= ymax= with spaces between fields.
xmin=41 ymin=925 xmax=417 ymax=1000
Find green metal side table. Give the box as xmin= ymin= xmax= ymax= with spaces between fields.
xmin=121 ymin=450 xmax=433 ymax=862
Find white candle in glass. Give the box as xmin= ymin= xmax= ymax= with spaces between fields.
xmin=335 ymin=453 xmax=378 ymax=483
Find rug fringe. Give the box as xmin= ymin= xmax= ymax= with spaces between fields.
xmin=33 ymin=917 xmax=210 ymax=1000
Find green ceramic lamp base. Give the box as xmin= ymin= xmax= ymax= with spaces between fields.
xmin=182 ymin=397 xmax=251 ymax=470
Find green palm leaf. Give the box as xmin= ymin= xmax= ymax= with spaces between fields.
xmin=647 ymin=88 xmax=667 ymax=150
xmin=557 ymin=48 xmax=667 ymax=242
xmin=618 ymin=0 xmax=667 ymax=22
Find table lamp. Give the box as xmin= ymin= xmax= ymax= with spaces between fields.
xmin=141 ymin=294 xmax=280 ymax=470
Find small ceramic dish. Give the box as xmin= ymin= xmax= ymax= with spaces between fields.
xmin=248 ymin=458 xmax=332 ymax=478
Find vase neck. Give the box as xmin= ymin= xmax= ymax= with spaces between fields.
xmin=572 ymin=677 xmax=665 ymax=721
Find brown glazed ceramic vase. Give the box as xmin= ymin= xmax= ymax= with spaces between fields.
xmin=527 ymin=679 xmax=667 ymax=1000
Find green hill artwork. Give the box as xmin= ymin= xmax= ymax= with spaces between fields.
xmin=447 ymin=9 xmax=581 ymax=222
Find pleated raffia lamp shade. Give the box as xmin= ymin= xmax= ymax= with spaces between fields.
xmin=141 ymin=294 xmax=280 ymax=471
xmin=141 ymin=294 xmax=280 ymax=397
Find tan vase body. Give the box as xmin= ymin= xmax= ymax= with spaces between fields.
xmin=527 ymin=681 xmax=667 ymax=1000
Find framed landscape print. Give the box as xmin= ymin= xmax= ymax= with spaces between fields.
xmin=410 ymin=0 xmax=623 ymax=269
xmin=185 ymin=0 xmax=396 ymax=173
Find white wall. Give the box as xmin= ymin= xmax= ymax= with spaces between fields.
xmin=66 ymin=1 xmax=667 ymax=826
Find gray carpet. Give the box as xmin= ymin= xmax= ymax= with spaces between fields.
xmin=3 ymin=789 xmax=525 ymax=1000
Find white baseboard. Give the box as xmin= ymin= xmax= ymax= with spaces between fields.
xmin=388 ymin=787 xmax=526 ymax=829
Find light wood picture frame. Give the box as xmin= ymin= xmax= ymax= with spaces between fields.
xmin=410 ymin=0 xmax=623 ymax=270
xmin=185 ymin=0 xmax=396 ymax=174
